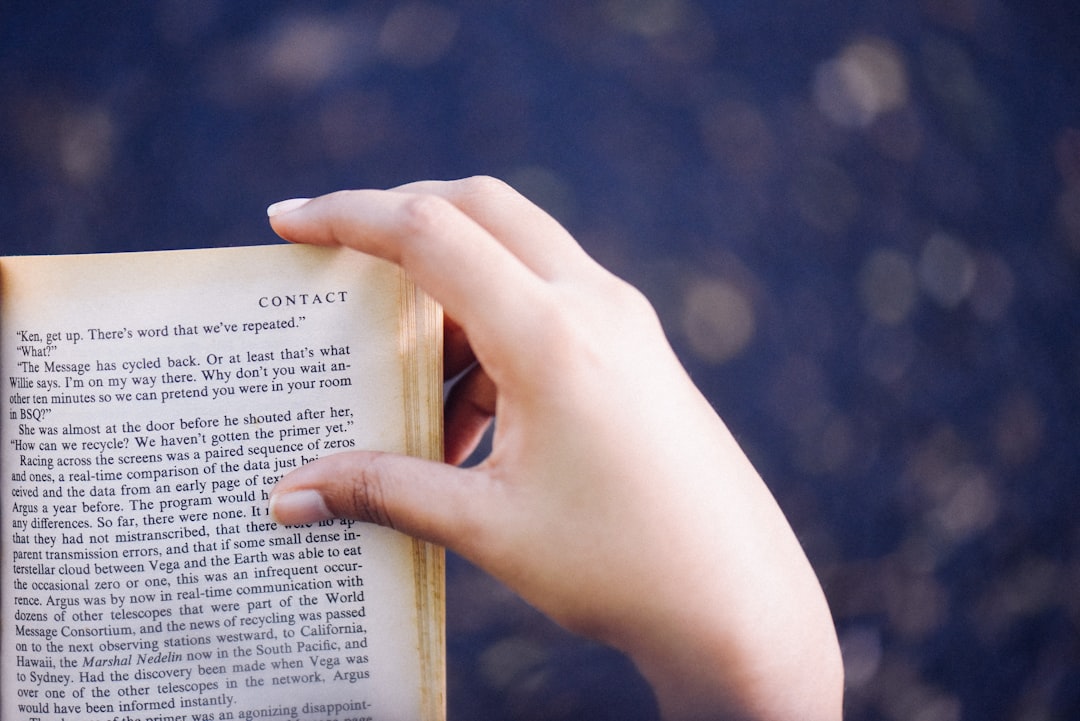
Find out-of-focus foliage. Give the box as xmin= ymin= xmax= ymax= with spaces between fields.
xmin=3 ymin=2 xmax=1079 ymax=719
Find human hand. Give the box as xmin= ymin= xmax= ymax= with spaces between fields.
xmin=266 ymin=177 xmax=843 ymax=721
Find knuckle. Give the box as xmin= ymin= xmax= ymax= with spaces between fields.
xmin=396 ymin=193 xmax=458 ymax=239
xmin=612 ymin=277 xmax=661 ymax=326
xmin=456 ymin=174 xmax=514 ymax=198
xmin=522 ymin=277 xmax=662 ymax=384
xmin=344 ymin=454 xmax=396 ymax=529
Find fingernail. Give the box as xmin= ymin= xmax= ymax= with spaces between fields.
xmin=270 ymin=489 xmax=333 ymax=525
xmin=266 ymin=197 xmax=312 ymax=217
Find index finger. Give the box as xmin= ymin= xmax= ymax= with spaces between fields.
xmin=267 ymin=186 xmax=547 ymax=369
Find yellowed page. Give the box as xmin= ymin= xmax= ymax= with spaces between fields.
xmin=1 ymin=244 xmax=444 ymax=720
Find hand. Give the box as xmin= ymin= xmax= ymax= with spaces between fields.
xmin=266 ymin=177 xmax=843 ymax=721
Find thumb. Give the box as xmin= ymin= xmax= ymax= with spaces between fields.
xmin=269 ymin=451 xmax=488 ymax=554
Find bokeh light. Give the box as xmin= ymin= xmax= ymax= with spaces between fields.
xmin=3 ymin=2 xmax=1079 ymax=719
xmin=814 ymin=36 xmax=910 ymax=130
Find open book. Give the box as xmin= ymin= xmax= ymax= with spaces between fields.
xmin=1 ymin=245 xmax=445 ymax=721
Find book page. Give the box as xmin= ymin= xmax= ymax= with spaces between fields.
xmin=1 ymin=244 xmax=444 ymax=721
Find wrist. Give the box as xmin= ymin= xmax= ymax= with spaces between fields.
xmin=595 ymin=492 xmax=844 ymax=721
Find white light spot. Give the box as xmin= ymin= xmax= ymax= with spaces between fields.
xmin=813 ymin=36 xmax=909 ymax=129
xmin=681 ymin=279 xmax=755 ymax=364
xmin=840 ymin=626 xmax=882 ymax=688
xmin=262 ymin=15 xmax=357 ymax=88
xmin=918 ymin=232 xmax=976 ymax=309
xmin=60 ymin=106 xmax=114 ymax=185
xmin=378 ymin=2 xmax=460 ymax=67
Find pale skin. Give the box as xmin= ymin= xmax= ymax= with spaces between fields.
xmin=266 ymin=177 xmax=844 ymax=721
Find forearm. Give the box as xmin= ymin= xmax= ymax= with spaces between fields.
xmin=624 ymin=536 xmax=844 ymax=721
xmin=577 ymin=401 xmax=844 ymax=721
xmin=607 ymin=457 xmax=844 ymax=721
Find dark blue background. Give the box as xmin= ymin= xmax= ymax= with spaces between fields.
xmin=3 ymin=2 xmax=1080 ymax=719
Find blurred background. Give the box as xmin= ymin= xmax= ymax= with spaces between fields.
xmin=3 ymin=1 xmax=1079 ymax=719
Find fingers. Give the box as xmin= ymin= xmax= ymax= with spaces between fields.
xmin=267 ymin=187 xmax=545 ymax=365
xmin=443 ymin=317 xmax=495 ymax=464
xmin=388 ymin=177 xmax=593 ymax=281
xmin=444 ymin=363 xmax=497 ymax=466
xmin=269 ymin=451 xmax=489 ymax=557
